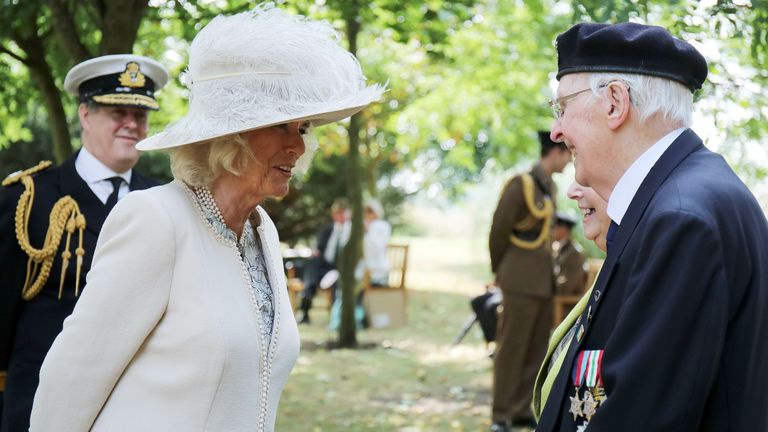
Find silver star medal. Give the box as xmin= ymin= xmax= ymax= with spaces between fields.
xmin=569 ymin=390 xmax=584 ymax=421
xmin=576 ymin=420 xmax=589 ymax=432
xmin=582 ymin=389 xmax=598 ymax=420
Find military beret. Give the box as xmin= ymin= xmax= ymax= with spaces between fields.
xmin=555 ymin=22 xmax=708 ymax=92
xmin=64 ymin=54 xmax=169 ymax=110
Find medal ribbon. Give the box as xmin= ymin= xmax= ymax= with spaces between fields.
xmin=571 ymin=350 xmax=587 ymax=387
xmin=585 ymin=350 xmax=604 ymax=387
xmin=572 ymin=350 xmax=604 ymax=388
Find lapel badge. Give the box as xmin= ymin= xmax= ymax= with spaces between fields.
xmin=119 ymin=61 xmax=146 ymax=88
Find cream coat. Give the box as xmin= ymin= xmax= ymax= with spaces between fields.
xmin=30 ymin=181 xmax=300 ymax=432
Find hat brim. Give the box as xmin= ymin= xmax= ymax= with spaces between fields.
xmin=136 ymin=102 xmax=372 ymax=151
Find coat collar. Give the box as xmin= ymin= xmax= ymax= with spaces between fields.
xmin=531 ymin=162 xmax=555 ymax=197
xmin=608 ymin=128 xmax=702 ymax=260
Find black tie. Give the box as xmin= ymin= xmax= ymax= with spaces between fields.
xmin=105 ymin=176 xmax=124 ymax=208
xmin=606 ymin=221 xmax=618 ymax=253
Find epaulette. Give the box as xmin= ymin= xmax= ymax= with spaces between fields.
xmin=1 ymin=161 xmax=53 ymax=187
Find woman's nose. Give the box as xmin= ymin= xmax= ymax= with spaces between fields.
xmin=566 ymin=181 xmax=582 ymax=200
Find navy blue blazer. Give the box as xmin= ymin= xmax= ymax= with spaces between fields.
xmin=0 ymin=153 xmax=158 ymax=431
xmin=537 ymin=129 xmax=768 ymax=431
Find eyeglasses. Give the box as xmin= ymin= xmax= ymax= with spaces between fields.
xmin=548 ymin=87 xmax=593 ymax=120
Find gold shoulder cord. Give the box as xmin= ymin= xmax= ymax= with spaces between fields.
xmin=509 ymin=173 xmax=553 ymax=250
xmin=2 ymin=161 xmax=87 ymax=300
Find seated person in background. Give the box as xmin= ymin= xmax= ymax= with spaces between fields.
xmin=533 ymin=181 xmax=611 ymax=420
xmin=298 ymin=198 xmax=350 ymax=324
xmin=356 ymin=198 xmax=391 ymax=286
xmin=552 ymin=211 xmax=586 ymax=296
xmin=331 ymin=199 xmax=390 ymax=330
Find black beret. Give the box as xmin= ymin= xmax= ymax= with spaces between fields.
xmin=556 ymin=22 xmax=708 ymax=92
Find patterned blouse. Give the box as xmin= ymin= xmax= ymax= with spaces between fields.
xmin=193 ymin=191 xmax=274 ymax=348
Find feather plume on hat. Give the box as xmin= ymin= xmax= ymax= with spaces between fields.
xmin=137 ymin=4 xmax=384 ymax=155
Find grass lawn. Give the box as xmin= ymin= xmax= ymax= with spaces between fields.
xmin=277 ymin=235 xmax=502 ymax=431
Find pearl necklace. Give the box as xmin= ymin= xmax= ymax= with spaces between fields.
xmin=194 ymin=186 xmax=247 ymax=257
xmin=194 ymin=186 xmax=226 ymax=226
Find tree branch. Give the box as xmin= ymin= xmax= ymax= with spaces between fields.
xmin=0 ymin=44 xmax=28 ymax=64
xmin=48 ymin=0 xmax=92 ymax=63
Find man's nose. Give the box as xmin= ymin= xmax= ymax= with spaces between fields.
xmin=550 ymin=121 xmax=564 ymax=144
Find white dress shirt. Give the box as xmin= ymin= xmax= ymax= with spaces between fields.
xmin=607 ymin=127 xmax=686 ymax=225
xmin=74 ymin=147 xmax=132 ymax=204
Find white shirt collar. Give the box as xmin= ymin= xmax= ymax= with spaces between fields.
xmin=75 ymin=146 xmax=132 ymax=184
xmin=607 ymin=127 xmax=686 ymax=225
xmin=75 ymin=147 xmax=133 ymax=203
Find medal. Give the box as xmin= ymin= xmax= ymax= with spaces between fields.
xmin=569 ymin=391 xmax=584 ymax=421
xmin=582 ymin=390 xmax=598 ymax=420
xmin=571 ymin=350 xmax=605 ymax=422
xmin=593 ymin=385 xmax=607 ymax=403
xmin=576 ymin=421 xmax=589 ymax=432
xmin=569 ymin=351 xmax=588 ymax=421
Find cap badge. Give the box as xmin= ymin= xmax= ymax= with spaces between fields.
xmin=118 ymin=62 xmax=146 ymax=88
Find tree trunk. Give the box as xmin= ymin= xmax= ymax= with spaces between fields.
xmin=338 ymin=8 xmax=363 ymax=348
xmin=100 ymin=0 xmax=148 ymax=54
xmin=48 ymin=0 xmax=91 ymax=63
xmin=14 ymin=24 xmax=72 ymax=163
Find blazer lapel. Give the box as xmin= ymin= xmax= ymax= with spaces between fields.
xmin=536 ymin=129 xmax=703 ymax=430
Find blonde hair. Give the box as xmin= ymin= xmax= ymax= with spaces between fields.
xmin=167 ymin=134 xmax=254 ymax=188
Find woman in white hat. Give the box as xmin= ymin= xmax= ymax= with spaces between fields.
xmin=29 ymin=5 xmax=382 ymax=432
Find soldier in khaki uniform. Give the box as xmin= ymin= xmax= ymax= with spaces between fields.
xmin=552 ymin=212 xmax=586 ymax=296
xmin=488 ymin=132 xmax=571 ymax=431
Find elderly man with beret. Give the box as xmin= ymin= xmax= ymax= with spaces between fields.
xmin=537 ymin=22 xmax=768 ymax=431
xmin=0 ymin=54 xmax=167 ymax=431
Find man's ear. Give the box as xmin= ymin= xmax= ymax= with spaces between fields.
xmin=78 ymin=104 xmax=91 ymax=132
xmin=605 ymin=82 xmax=631 ymax=130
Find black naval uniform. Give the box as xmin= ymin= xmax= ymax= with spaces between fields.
xmin=0 ymin=153 xmax=158 ymax=432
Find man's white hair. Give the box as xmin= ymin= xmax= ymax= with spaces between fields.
xmin=588 ymin=73 xmax=694 ymax=127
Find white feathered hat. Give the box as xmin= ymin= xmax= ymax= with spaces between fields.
xmin=137 ymin=4 xmax=384 ymax=151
